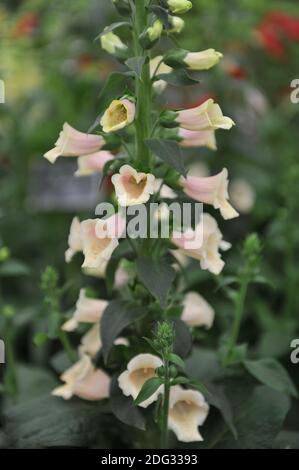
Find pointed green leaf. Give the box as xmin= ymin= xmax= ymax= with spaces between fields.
xmin=134 ymin=377 xmax=163 ymax=406
xmin=145 ymin=139 xmax=186 ymax=177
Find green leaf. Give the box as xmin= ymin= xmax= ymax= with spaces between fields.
xmin=125 ymin=56 xmax=145 ymax=78
xmin=172 ymin=318 xmax=192 ymax=358
xmin=244 ymin=358 xmax=298 ymax=398
xmin=169 ymin=353 xmax=185 ymax=370
xmin=136 ymin=257 xmax=175 ymax=308
xmin=185 ymin=348 xmax=221 ymax=382
xmin=157 ymin=69 xmax=200 ymax=86
xmin=145 ymin=139 xmax=186 ymax=177
xmin=0 ymin=259 xmax=30 ymax=277
xmin=110 ymin=375 xmax=146 ymax=431
xmin=101 ymin=300 xmax=147 ymax=362
xmin=134 ymin=377 xmax=163 ymax=406
xmin=203 ymin=382 xmax=237 ymax=439
xmin=94 ymin=21 xmax=131 ymax=41
xmin=202 ymin=385 xmax=291 ymax=449
xmin=4 ymin=395 xmax=111 ymax=448
xmin=172 ymin=376 xmax=190 ymax=385
xmin=33 ymin=332 xmax=48 ymax=347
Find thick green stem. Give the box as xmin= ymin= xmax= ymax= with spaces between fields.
xmin=225 ymin=276 xmax=249 ymax=365
xmin=133 ymin=0 xmax=152 ymax=169
xmin=161 ymin=360 xmax=170 ymax=449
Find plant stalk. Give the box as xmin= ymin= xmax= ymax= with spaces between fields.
xmin=161 ymin=360 xmax=170 ymax=448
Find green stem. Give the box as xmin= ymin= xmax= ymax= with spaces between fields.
xmin=225 ymin=275 xmax=249 ymax=365
xmin=58 ymin=330 xmax=76 ymax=363
xmin=161 ymin=360 xmax=170 ymax=449
xmin=133 ymin=0 xmax=152 ymax=170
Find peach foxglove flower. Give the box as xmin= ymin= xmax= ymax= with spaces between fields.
xmin=81 ymin=213 xmax=125 ymax=271
xmin=79 ymin=323 xmax=102 ymax=357
xmin=181 ymin=292 xmax=215 ymax=328
xmin=44 ymin=123 xmax=104 ymax=164
xmin=75 ymin=151 xmax=114 ymax=177
xmin=166 ymin=0 xmax=192 ymax=14
xmin=229 ymin=179 xmax=255 ymax=214
xmin=165 ymin=49 xmax=222 ymax=71
xmin=178 ymin=128 xmax=217 ymax=150
xmin=52 ymin=354 xmax=110 ymax=401
xmin=62 ymin=288 xmax=108 ymax=332
xmin=168 ymin=386 xmax=209 ymax=442
xmin=181 ymin=168 xmax=239 ymax=220
xmin=112 ymin=165 xmax=155 ymax=206
xmin=150 ymin=56 xmax=173 ymax=94
xmin=101 ymin=30 xmax=127 ymax=55
xmin=177 ymin=99 xmax=235 ymax=131
xmin=118 ymin=354 xmax=163 ymax=408
xmin=100 ymin=99 xmax=135 ymax=133
xmin=172 ymin=213 xmax=230 ymax=275
xmin=65 ymin=217 xmax=83 ymax=263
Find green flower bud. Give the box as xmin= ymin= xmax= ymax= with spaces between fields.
xmin=3 ymin=304 xmax=16 ymax=319
xmin=101 ymin=29 xmax=128 ymax=59
xmin=139 ymin=19 xmax=164 ymax=49
xmin=169 ymin=365 xmax=178 ymax=378
xmin=0 ymin=247 xmax=10 ymax=262
xmin=156 ymin=365 xmax=165 ymax=378
xmin=168 ymin=16 xmax=185 ymax=34
xmin=163 ymin=48 xmax=188 ymax=68
xmin=163 ymin=0 xmax=192 ymax=15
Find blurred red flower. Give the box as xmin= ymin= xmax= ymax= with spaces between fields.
xmin=257 ymin=11 xmax=299 ymax=58
xmin=14 ymin=12 xmax=39 ymax=37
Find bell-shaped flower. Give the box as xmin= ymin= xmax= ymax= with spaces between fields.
xmin=177 ymin=99 xmax=235 ymax=132
xmin=150 ymin=56 xmax=173 ymax=94
xmin=100 ymin=98 xmax=135 ymax=133
xmin=181 ymin=291 xmax=214 ymax=328
xmin=169 ymin=16 xmax=185 ymax=34
xmin=168 ymin=386 xmax=209 ymax=442
xmin=62 ymin=288 xmax=108 ymax=332
xmin=80 ymin=213 xmax=125 ymax=271
xmin=44 ymin=122 xmax=104 ymax=164
xmin=118 ymin=354 xmax=163 ymax=408
xmin=181 ymin=168 xmax=239 ymax=220
xmin=172 ymin=213 xmax=230 ymax=275
xmin=75 ymin=151 xmax=114 ymax=177
xmin=79 ymin=323 xmax=102 ymax=358
xmin=52 ymin=354 xmax=110 ymax=401
xmin=165 ymin=48 xmax=222 ymax=71
xmin=65 ymin=217 xmax=83 ymax=263
xmin=112 ymin=164 xmax=155 ymax=206
xmin=100 ymin=30 xmax=127 ymax=55
xmin=178 ymin=128 xmax=216 ymax=150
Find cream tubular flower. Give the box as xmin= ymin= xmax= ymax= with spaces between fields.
xmin=166 ymin=0 xmax=192 ymax=14
xmin=229 ymin=179 xmax=255 ymax=214
xmin=178 ymin=128 xmax=217 ymax=150
xmin=169 ymin=16 xmax=185 ymax=34
xmin=150 ymin=56 xmax=173 ymax=94
xmin=100 ymin=99 xmax=135 ymax=133
xmin=172 ymin=213 xmax=230 ymax=275
xmin=177 ymin=99 xmax=235 ymax=131
xmin=181 ymin=292 xmax=215 ymax=328
xmin=111 ymin=164 xmax=155 ymax=206
xmin=62 ymin=288 xmax=108 ymax=332
xmin=168 ymin=386 xmax=209 ymax=442
xmin=65 ymin=217 xmax=83 ymax=263
xmin=79 ymin=323 xmax=102 ymax=357
xmin=100 ymin=30 xmax=127 ymax=55
xmin=181 ymin=168 xmax=239 ymax=220
xmin=44 ymin=122 xmax=104 ymax=164
xmin=118 ymin=354 xmax=163 ymax=408
xmin=80 ymin=215 xmax=123 ymax=271
xmin=184 ymin=49 xmax=223 ymax=70
xmin=52 ymin=354 xmax=110 ymax=401
xmin=75 ymin=151 xmax=114 ymax=177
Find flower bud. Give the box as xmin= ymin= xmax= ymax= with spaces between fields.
xmin=169 ymin=365 xmax=178 ymax=378
xmin=100 ymin=30 xmax=128 ymax=59
xmin=169 ymin=16 xmax=185 ymax=33
xmin=0 ymin=247 xmax=10 ymax=262
xmin=164 ymin=48 xmax=223 ymax=71
xmin=163 ymin=0 xmax=192 ymax=15
xmin=139 ymin=19 xmax=163 ymax=49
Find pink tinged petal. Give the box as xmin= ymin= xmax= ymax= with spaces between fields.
xmin=75 ymin=151 xmax=114 ymax=177
xmin=74 ymin=368 xmax=110 ymax=401
xmin=121 ymin=99 xmax=136 ymax=124
xmin=62 ymin=288 xmax=108 ymax=331
xmin=80 ymin=219 xmax=119 ymax=270
xmin=181 ymin=292 xmax=215 ymax=328
xmin=44 ymin=122 xmax=104 ymax=163
xmin=112 ymin=164 xmax=155 ymax=206
xmin=178 ymin=128 xmax=217 ymax=150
